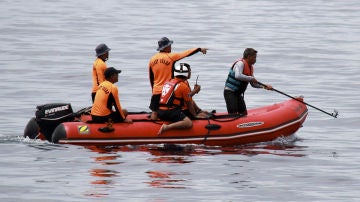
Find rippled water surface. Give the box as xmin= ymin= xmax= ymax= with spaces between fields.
xmin=1 ymin=0 xmax=359 ymax=201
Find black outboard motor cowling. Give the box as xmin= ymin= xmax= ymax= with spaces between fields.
xmin=35 ymin=103 xmax=74 ymax=141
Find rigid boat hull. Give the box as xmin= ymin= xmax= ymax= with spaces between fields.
xmin=45 ymin=98 xmax=308 ymax=146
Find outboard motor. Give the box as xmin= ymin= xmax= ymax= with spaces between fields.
xmin=24 ymin=103 xmax=74 ymax=141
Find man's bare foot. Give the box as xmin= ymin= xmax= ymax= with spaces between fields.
xmin=158 ymin=124 xmax=168 ymax=135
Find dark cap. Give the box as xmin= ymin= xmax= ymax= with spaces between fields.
xmin=104 ymin=67 xmax=121 ymax=79
xmin=157 ymin=37 xmax=173 ymax=51
xmin=95 ymin=43 xmax=111 ymax=56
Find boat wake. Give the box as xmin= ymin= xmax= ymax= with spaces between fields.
xmin=0 ymin=135 xmax=69 ymax=151
xmin=271 ymin=134 xmax=299 ymax=146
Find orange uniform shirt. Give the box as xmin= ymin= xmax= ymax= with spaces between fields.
xmin=92 ymin=58 xmax=107 ymax=93
xmin=91 ymin=80 xmax=125 ymax=119
xmin=149 ymin=48 xmax=201 ymax=95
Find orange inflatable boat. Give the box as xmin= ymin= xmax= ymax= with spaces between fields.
xmin=24 ymin=97 xmax=308 ymax=147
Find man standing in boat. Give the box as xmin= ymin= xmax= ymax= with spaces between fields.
xmin=148 ymin=37 xmax=208 ymax=120
xmin=224 ymin=48 xmax=272 ymax=115
xmin=92 ymin=43 xmax=111 ymax=102
xmin=91 ymin=67 xmax=132 ymax=123
xmin=157 ymin=63 xmax=208 ymax=135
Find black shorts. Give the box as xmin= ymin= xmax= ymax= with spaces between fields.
xmin=181 ymin=110 xmax=196 ymax=120
xmin=149 ymin=94 xmax=161 ymax=111
xmin=157 ymin=108 xmax=187 ymax=122
xmin=91 ymin=112 xmax=124 ymax=123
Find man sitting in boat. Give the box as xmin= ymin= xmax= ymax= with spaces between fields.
xmin=157 ymin=63 xmax=209 ymax=135
xmin=91 ymin=67 xmax=132 ymax=123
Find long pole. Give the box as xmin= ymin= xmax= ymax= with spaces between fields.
xmin=258 ymin=82 xmax=338 ymax=118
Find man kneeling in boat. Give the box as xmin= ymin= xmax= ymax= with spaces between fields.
xmin=157 ymin=63 xmax=209 ymax=135
xmin=91 ymin=67 xmax=132 ymax=123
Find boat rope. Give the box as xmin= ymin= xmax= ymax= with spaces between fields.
xmin=202 ymin=113 xmax=244 ymax=144
xmin=202 ymin=118 xmax=212 ymax=144
xmin=209 ymin=114 xmax=245 ymax=122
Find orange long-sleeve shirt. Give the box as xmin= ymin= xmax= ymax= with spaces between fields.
xmin=149 ymin=48 xmax=201 ymax=95
xmin=91 ymin=80 xmax=125 ymax=119
xmin=92 ymin=58 xmax=107 ymax=93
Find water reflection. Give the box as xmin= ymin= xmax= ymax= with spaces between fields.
xmin=82 ymin=139 xmax=306 ymax=191
xmin=84 ymin=146 xmax=122 ymax=198
xmin=92 ymin=154 xmax=122 ymax=165
xmin=90 ymin=168 xmax=119 ymax=185
xmin=17 ymin=134 xmax=306 ymax=158
xmin=146 ymin=170 xmax=187 ymax=189
xmin=219 ymin=144 xmax=307 ymax=157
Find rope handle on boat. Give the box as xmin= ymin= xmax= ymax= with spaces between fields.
xmin=257 ymin=81 xmax=338 ymax=118
xmin=207 ymin=113 xmax=245 ymax=122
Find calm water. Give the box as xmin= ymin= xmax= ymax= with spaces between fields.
xmin=1 ymin=0 xmax=359 ymax=201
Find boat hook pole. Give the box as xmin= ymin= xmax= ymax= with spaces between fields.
xmin=257 ymin=81 xmax=338 ymax=118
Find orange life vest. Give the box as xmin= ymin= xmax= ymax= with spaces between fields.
xmin=241 ymin=59 xmax=253 ymax=76
xmin=159 ymin=79 xmax=183 ymax=107
xmin=225 ymin=58 xmax=253 ymax=92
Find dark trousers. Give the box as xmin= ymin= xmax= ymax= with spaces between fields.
xmin=223 ymin=89 xmax=247 ymax=115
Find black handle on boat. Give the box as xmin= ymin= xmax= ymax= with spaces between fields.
xmin=257 ymin=81 xmax=338 ymax=118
